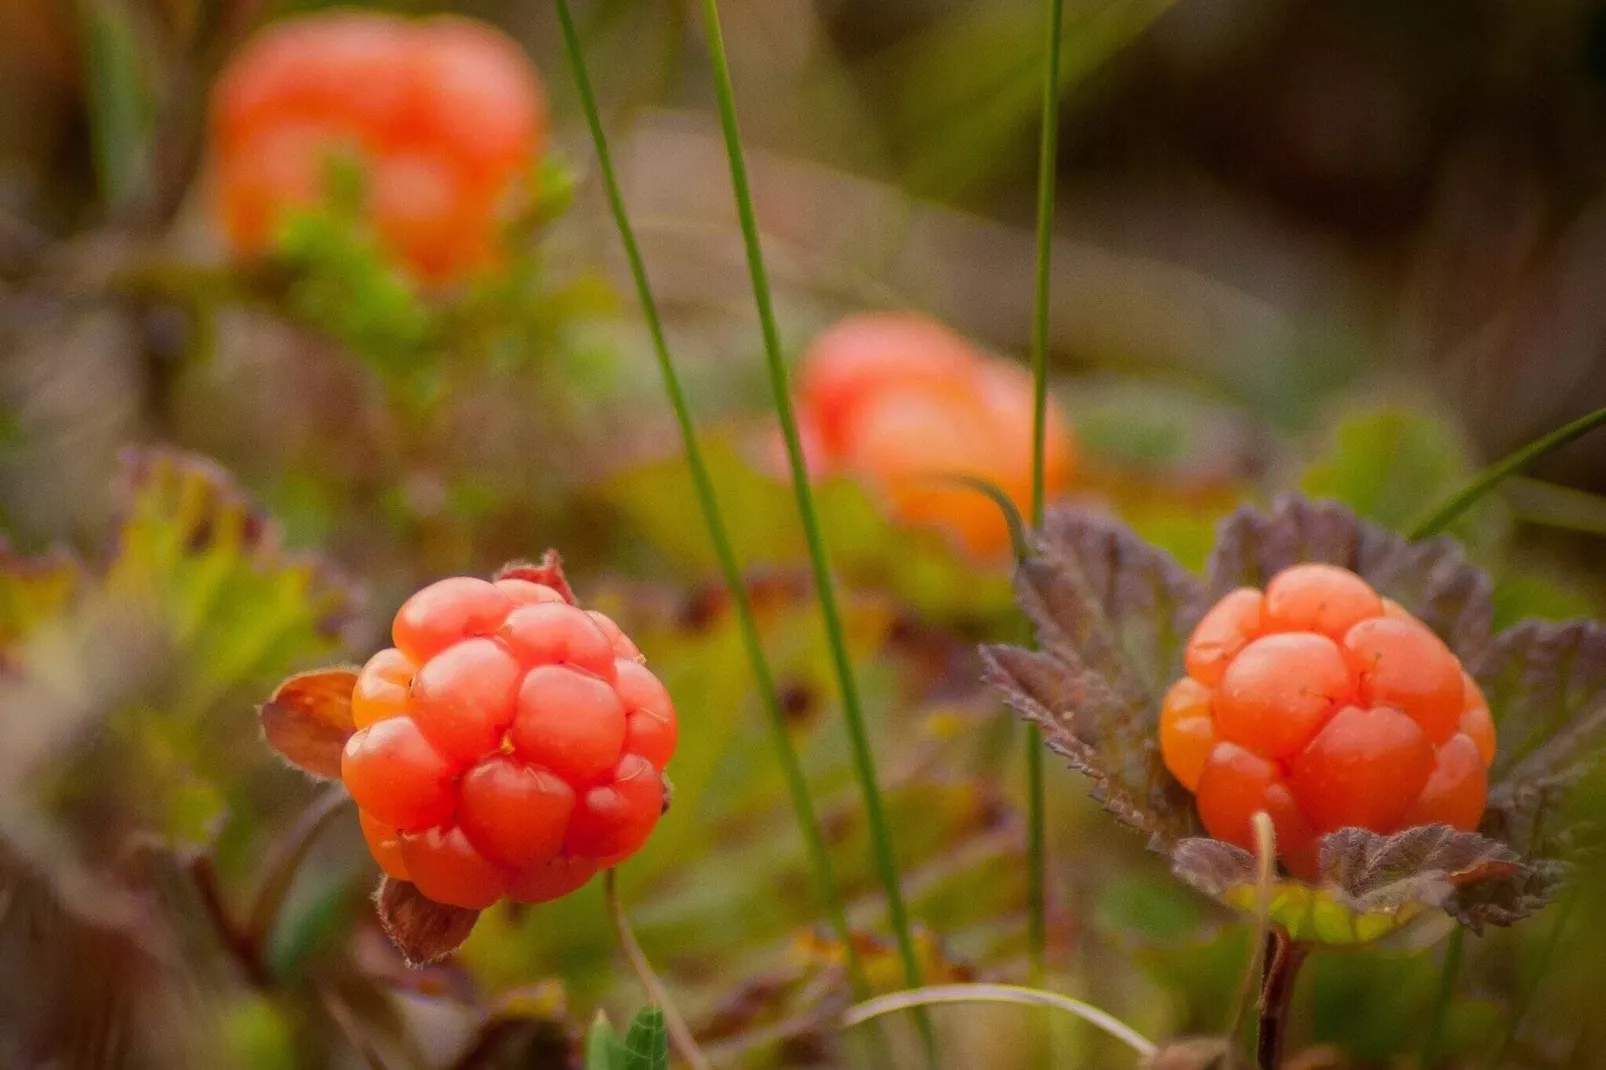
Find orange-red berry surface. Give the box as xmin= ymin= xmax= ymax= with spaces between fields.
xmin=1162 ymin=564 xmax=1495 ymax=879
xmin=341 ymin=576 xmax=675 ymax=909
xmin=210 ymin=11 xmax=546 ymax=284
xmin=790 ymin=311 xmax=1076 ymax=558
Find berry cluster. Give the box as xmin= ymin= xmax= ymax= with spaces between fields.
xmin=1161 ymin=564 xmax=1495 ymax=877
xmin=210 ymin=12 xmax=545 ymax=284
xmin=789 ymin=312 xmax=1076 ymax=558
xmin=341 ymin=575 xmax=675 ymax=909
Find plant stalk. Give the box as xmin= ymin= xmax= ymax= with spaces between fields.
xmin=1257 ymin=930 xmax=1308 ymax=1070
xmin=692 ymin=0 xmax=924 ymax=997
xmin=1025 ymin=0 xmax=1067 ymax=985
xmin=552 ymin=0 xmax=863 ymax=996
xmin=604 ymin=869 xmax=712 ymax=1070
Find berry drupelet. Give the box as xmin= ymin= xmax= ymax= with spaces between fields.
xmin=341 ymin=575 xmax=676 ymax=909
xmin=1162 ymin=563 xmax=1495 ymax=878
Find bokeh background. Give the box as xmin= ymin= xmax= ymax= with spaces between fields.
xmin=2 ymin=0 xmax=1606 ymax=1067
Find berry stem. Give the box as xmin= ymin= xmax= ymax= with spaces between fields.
xmin=692 ymin=0 xmax=925 ymax=1000
xmin=1407 ymin=405 xmax=1606 ymax=538
xmin=1026 ymin=0 xmax=1068 ymax=987
xmin=245 ymin=783 xmax=352 ymax=946
xmin=551 ymin=0 xmax=864 ymax=996
xmin=603 ymin=868 xmax=712 ymax=1070
xmin=1257 ymin=930 xmax=1308 ymax=1070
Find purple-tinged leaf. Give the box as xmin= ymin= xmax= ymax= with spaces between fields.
xmin=1169 ymin=837 xmax=1257 ymax=899
xmin=1317 ymin=825 xmax=1523 ymax=915
xmin=1204 ymin=497 xmax=1494 ymax=660
xmin=984 ymin=507 xmax=1207 ymax=847
xmin=258 ymin=668 xmax=359 ymax=779
xmin=374 ymin=877 xmax=480 ymax=967
xmin=1474 ymin=618 xmax=1606 ymax=797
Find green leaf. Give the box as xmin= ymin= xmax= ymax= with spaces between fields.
xmin=104 ymin=448 xmax=358 ymax=714
xmin=1299 ymin=405 xmax=1506 ymax=555
xmin=618 ymin=1008 xmax=670 ymax=1070
xmin=77 ymin=0 xmax=152 ymax=212
xmin=585 ymin=1013 xmax=621 ymax=1070
xmin=0 ymin=541 xmax=82 ymax=663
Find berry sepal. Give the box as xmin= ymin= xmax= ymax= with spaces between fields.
xmin=374 ymin=875 xmax=481 ymax=967
xmin=258 ymin=667 xmax=361 ymax=779
xmin=984 ymin=496 xmax=1606 ymax=945
xmin=1172 ymin=825 xmax=1523 ymax=944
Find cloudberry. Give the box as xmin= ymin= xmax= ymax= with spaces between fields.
xmin=1162 ymin=563 xmax=1495 ymax=878
xmin=341 ymin=574 xmax=675 ymax=909
xmin=210 ymin=11 xmax=545 ymax=284
xmin=791 ymin=311 xmax=1076 ymax=558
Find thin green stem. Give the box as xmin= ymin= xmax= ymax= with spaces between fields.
xmin=553 ymin=0 xmax=864 ymax=997
xmin=693 ymin=0 xmax=924 ymax=996
xmin=1025 ymin=0 xmax=1067 ymax=985
xmin=604 ymin=870 xmax=712 ymax=1070
xmin=1418 ymin=928 xmax=1463 ymax=1070
xmin=1490 ymin=891 xmax=1578 ymax=1069
xmin=843 ymin=984 xmax=1157 ymax=1060
xmin=1407 ymin=406 xmax=1606 ymax=539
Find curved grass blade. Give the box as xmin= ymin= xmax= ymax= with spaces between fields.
xmin=692 ymin=0 xmax=924 ymax=1000
xmin=552 ymin=0 xmax=863 ymax=995
xmin=1408 ymin=406 xmax=1606 ymax=538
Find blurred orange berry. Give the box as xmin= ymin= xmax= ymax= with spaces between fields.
xmin=789 ymin=311 xmax=1076 ymax=558
xmin=209 ymin=10 xmax=545 ymax=284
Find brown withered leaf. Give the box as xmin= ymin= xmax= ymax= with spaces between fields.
xmin=258 ymin=668 xmax=359 ymax=779
xmin=1204 ymin=496 xmax=1493 ymax=661
xmin=496 ymin=550 xmax=577 ymax=606
xmin=374 ymin=877 xmax=481 ymax=967
xmin=983 ymin=507 xmax=1207 ymax=848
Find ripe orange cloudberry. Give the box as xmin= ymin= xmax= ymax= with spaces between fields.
xmin=1161 ymin=563 xmax=1495 ymax=878
xmin=341 ymin=573 xmax=675 ymax=909
xmin=790 ymin=311 xmax=1076 ymax=558
xmin=210 ymin=11 xmax=546 ymax=284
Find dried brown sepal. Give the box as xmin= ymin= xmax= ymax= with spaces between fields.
xmin=982 ymin=508 xmax=1206 ymax=847
xmin=496 ymin=550 xmax=577 ymax=606
xmin=1204 ymin=496 xmax=1494 ymax=662
xmin=373 ymin=876 xmax=481 ymax=967
xmin=258 ymin=668 xmax=359 ymax=779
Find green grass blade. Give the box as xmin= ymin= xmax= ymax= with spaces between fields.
xmin=1025 ymin=0 xmax=1067 ymax=985
xmin=1417 ymin=927 xmax=1463 ymax=1070
xmin=692 ymin=0 xmax=925 ymax=997
xmin=1408 ymin=406 xmax=1606 ymax=539
xmin=552 ymin=0 xmax=864 ymax=996
xmin=78 ymin=0 xmax=152 ymax=214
